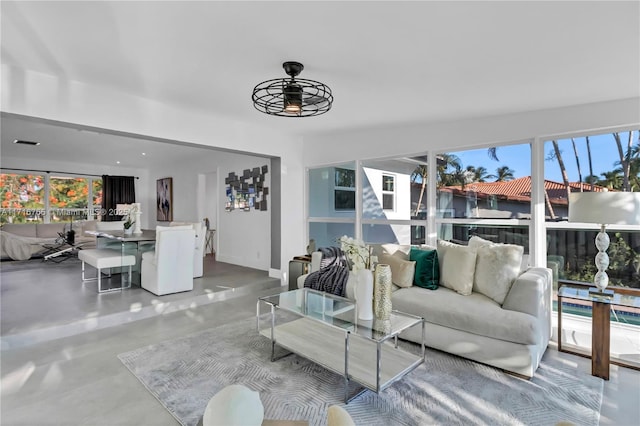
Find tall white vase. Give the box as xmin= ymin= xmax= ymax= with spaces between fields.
xmin=355 ymin=268 xmax=374 ymax=321
xmin=374 ymin=264 xmax=392 ymax=321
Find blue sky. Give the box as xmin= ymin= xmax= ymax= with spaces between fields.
xmin=451 ymin=131 xmax=637 ymax=183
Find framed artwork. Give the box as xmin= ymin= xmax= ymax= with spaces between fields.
xmin=157 ymin=177 xmax=173 ymax=221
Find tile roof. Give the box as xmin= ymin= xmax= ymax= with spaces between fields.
xmin=438 ymin=176 xmax=608 ymax=205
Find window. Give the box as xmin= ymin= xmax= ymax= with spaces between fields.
xmin=334 ymin=167 xmax=355 ymax=211
xmin=308 ymin=163 xmax=356 ymax=248
xmin=0 ymin=172 xmax=102 ymax=224
xmin=544 ymin=131 xmax=639 ymax=288
xmin=382 ymin=174 xmax=395 ymax=210
xmin=0 ymin=173 xmax=45 ymax=223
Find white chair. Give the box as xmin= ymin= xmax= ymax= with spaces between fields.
xmin=141 ymin=226 xmax=195 ymax=295
xmin=170 ymin=221 xmax=206 ymax=278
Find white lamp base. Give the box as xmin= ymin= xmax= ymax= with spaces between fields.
xmin=593 ymin=225 xmax=610 ymax=292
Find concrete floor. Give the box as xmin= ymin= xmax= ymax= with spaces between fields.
xmin=1 ymin=257 xmax=639 ymax=425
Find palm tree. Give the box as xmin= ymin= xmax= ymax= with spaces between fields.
xmin=612 ymin=131 xmax=634 ymax=192
xmin=584 ymin=175 xmax=599 ymax=186
xmin=599 ymin=170 xmax=623 ymax=190
xmin=585 ymin=136 xmax=595 ymax=191
xmin=550 ymin=141 xmax=571 ymax=201
xmin=411 ymin=164 xmax=428 ymax=217
xmin=436 ymin=153 xmax=463 ymax=187
xmin=613 ymin=133 xmax=640 ymax=192
xmin=571 ymin=138 xmax=583 ymax=191
xmin=466 ymin=165 xmax=490 ymax=182
xmin=489 ymin=166 xmax=515 ymax=182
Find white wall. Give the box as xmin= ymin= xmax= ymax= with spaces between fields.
xmin=146 ymin=150 xmax=271 ymax=271
xmin=304 ymin=98 xmax=640 ymax=166
xmin=2 ymin=66 xmax=307 ymax=281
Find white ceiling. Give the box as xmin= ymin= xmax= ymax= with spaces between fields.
xmin=1 ymin=1 xmax=639 ymax=166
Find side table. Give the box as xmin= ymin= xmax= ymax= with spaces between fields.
xmin=557 ymin=286 xmax=640 ymax=380
xmin=205 ymin=229 xmax=216 ymax=256
xmin=288 ymin=255 xmax=311 ymax=291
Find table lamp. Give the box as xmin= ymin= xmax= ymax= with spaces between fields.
xmin=568 ymin=191 xmax=640 ymax=294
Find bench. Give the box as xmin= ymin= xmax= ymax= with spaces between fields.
xmin=78 ymin=249 xmax=136 ymax=293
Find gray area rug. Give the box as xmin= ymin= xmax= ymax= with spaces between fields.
xmin=118 ymin=316 xmax=603 ymax=426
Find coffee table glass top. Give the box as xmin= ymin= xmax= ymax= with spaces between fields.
xmin=259 ymin=288 xmax=422 ymax=342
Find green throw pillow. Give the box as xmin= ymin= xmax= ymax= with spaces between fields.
xmin=410 ymin=248 xmax=439 ymax=290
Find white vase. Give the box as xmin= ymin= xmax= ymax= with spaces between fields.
xmin=124 ymin=227 xmax=133 ymax=235
xmin=355 ymin=268 xmax=374 ymax=321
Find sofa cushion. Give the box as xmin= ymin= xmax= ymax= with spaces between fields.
xmin=437 ymin=240 xmax=475 ymax=296
xmin=377 ymin=243 xmax=411 ymax=258
xmin=409 ymin=247 xmax=439 ymax=289
xmin=36 ymin=223 xmax=66 ymax=238
xmin=469 ymin=236 xmax=524 ymax=305
xmin=1 ymin=223 xmax=38 ymax=238
xmin=379 ymin=251 xmax=415 ymax=288
xmin=391 ymin=286 xmax=540 ymax=345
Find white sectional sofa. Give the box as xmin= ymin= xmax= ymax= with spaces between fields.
xmin=299 ymin=238 xmax=552 ymax=378
xmin=0 ymin=221 xmax=98 ymax=260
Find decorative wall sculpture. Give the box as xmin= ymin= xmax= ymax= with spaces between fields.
xmin=224 ymin=165 xmax=268 ymax=212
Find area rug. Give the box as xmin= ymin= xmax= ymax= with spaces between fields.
xmin=118 ymin=317 xmax=603 ymax=426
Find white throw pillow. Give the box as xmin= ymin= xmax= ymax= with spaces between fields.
xmin=202 ymin=384 xmax=264 ymax=426
xmin=437 ymin=240 xmax=476 ymax=296
xmin=473 ymin=242 xmax=524 ymax=305
xmin=379 ymin=243 xmax=411 ymax=259
xmin=378 ymin=252 xmax=416 ymax=288
xmin=467 ymin=235 xmax=494 ymax=251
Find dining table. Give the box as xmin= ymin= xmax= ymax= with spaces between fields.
xmin=85 ymin=229 xmax=156 ymax=287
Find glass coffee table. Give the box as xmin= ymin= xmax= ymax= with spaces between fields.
xmin=257 ymin=288 xmax=425 ymax=403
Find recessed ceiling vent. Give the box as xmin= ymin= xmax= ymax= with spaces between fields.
xmin=13 ymin=139 xmax=41 ymax=146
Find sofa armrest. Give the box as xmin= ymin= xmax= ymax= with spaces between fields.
xmin=297 ymin=269 xmax=358 ymax=301
xmin=502 ymin=267 xmax=553 ymax=342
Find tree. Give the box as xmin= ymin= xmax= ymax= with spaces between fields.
xmin=570 ymin=138 xmax=583 ymax=191
xmin=436 ymin=153 xmax=464 ymax=187
xmin=612 ymin=132 xmax=633 ymax=192
xmin=585 ymin=136 xmax=595 ymax=192
xmin=489 ymin=166 xmax=515 ymax=182
xmin=599 ymin=170 xmax=623 ymax=190
xmin=549 ymin=141 xmax=571 ymax=201
xmin=466 ymin=165 xmax=490 ymax=182
xmin=410 ymin=164 xmax=428 ymax=217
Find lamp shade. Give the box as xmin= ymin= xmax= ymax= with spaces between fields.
xmin=568 ymin=192 xmax=640 ymax=225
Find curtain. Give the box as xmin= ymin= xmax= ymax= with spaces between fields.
xmin=102 ymin=175 xmax=136 ymax=221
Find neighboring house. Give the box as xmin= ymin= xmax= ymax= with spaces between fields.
xmin=432 ymin=177 xmax=608 ymax=220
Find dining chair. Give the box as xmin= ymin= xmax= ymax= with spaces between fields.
xmin=141 ymin=226 xmax=195 ymax=295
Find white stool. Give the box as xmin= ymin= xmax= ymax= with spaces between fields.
xmin=78 ymin=249 xmax=136 ymax=293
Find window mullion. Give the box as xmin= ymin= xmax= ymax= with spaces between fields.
xmin=44 ymin=173 xmax=51 ymax=223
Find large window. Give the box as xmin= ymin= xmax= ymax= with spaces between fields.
xmin=0 ymin=172 xmax=102 ymax=224
xmin=306 ymin=128 xmax=640 ymax=370
xmin=0 ymin=173 xmax=45 ymax=223
xmin=308 ymin=163 xmax=356 ymax=248
xmin=544 ymin=131 xmax=639 ymax=288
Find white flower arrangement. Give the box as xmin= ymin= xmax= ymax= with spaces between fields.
xmin=338 ymin=235 xmax=377 ymax=271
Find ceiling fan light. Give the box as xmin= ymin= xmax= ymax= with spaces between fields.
xmin=251 ymin=61 xmax=333 ymax=118
xmin=283 ymin=83 xmax=303 ymax=115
